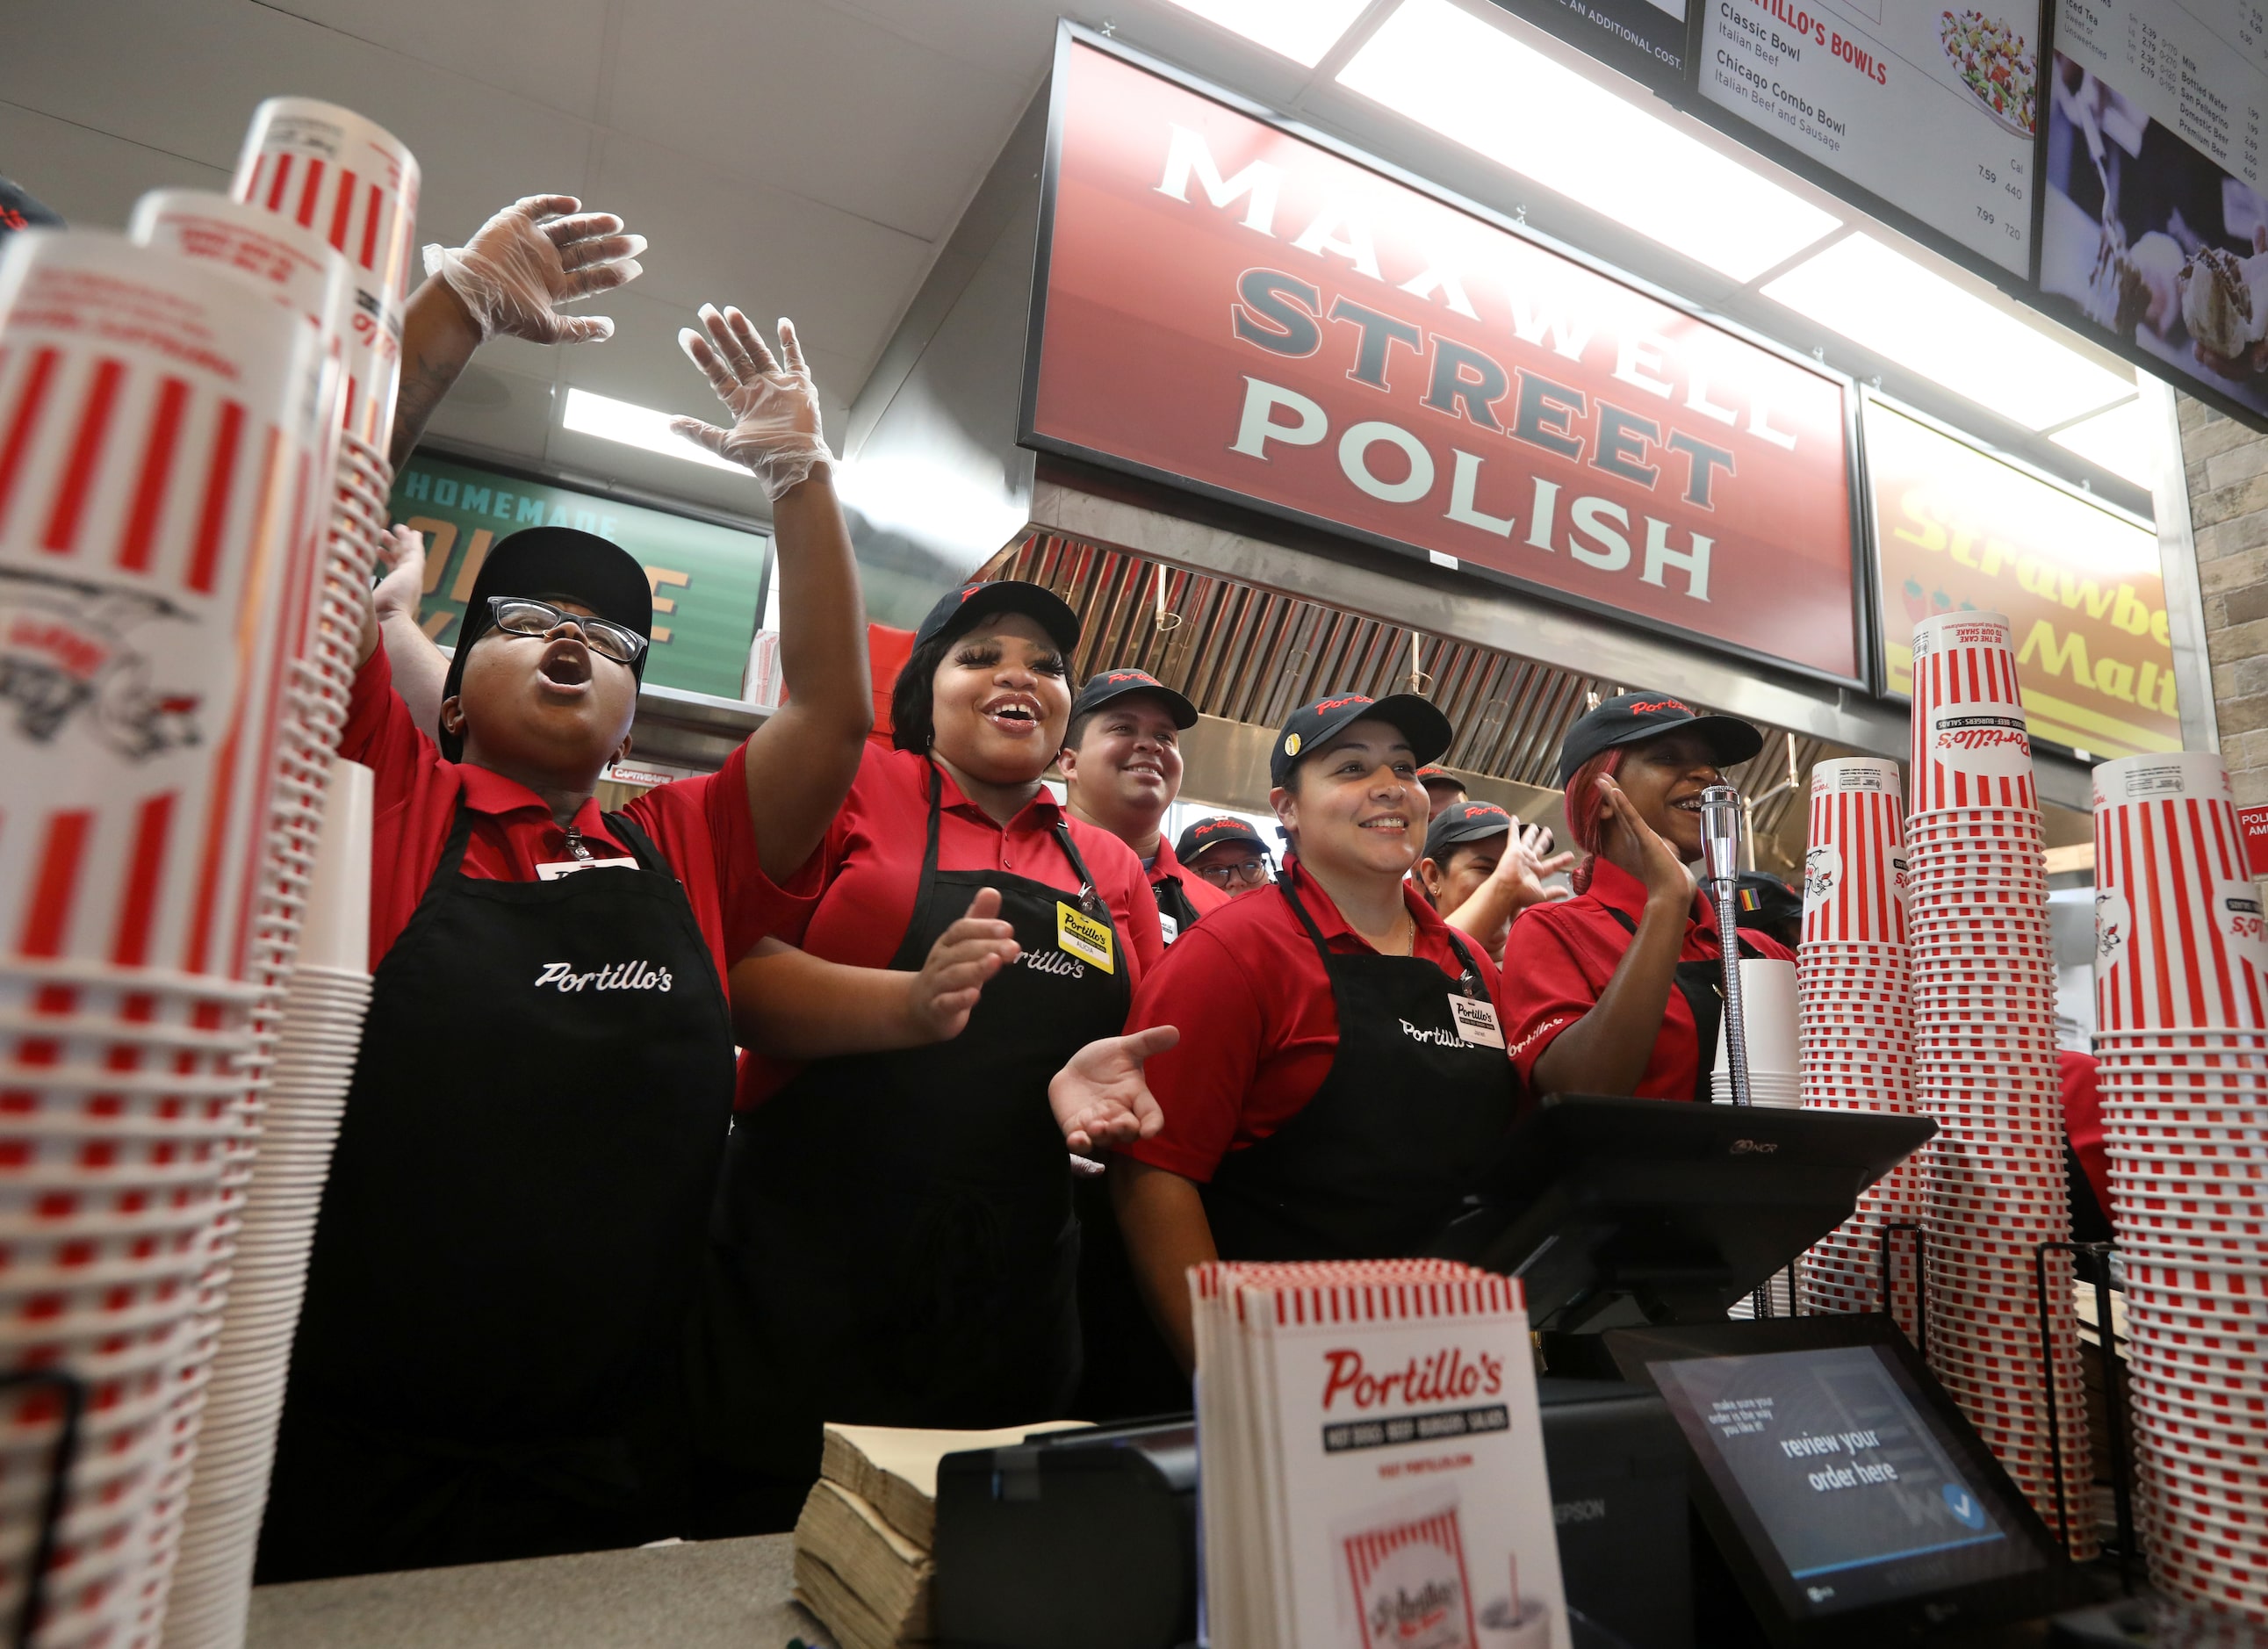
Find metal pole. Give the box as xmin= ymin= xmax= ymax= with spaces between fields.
xmin=1701 ymin=782 xmax=1770 ymax=1319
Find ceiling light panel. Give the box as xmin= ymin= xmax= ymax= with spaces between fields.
xmin=1336 ymin=0 xmax=1840 ymax=281
xmin=1159 ymin=0 xmax=1377 ymax=66
xmin=2048 ymin=396 xmax=2161 ymax=492
xmin=561 ymin=388 xmax=743 ymax=473
xmin=1763 ymin=234 xmax=2132 ymax=430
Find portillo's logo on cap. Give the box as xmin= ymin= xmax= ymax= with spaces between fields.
xmin=1104 ymin=670 xmax=1155 ymax=686
xmin=1192 ymin=817 xmax=1244 ymax=838
xmin=1314 ymin=695 xmax=1373 ymax=714
xmin=957 ymin=583 xmax=984 ymax=602
xmin=1628 ymin=698 xmax=1691 ymax=716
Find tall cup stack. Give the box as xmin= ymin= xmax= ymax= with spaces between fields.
xmin=0 ymin=223 xmax=329 ymax=1646
xmin=122 ymin=104 xmax=415 ymax=1646
xmin=1905 ymin=612 xmax=2095 ymax=1559
xmin=2092 ymin=750 xmax=2268 ymax=1637
xmin=1796 ymin=758 xmax=1924 ymax=1340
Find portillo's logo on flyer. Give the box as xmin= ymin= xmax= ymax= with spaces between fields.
xmin=1029 ymin=40 xmax=1862 ymax=683
xmin=1321 ymin=1346 xmax=1506 ymax=1411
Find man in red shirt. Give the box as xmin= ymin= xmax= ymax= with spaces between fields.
xmin=1177 ymin=814 xmax=1275 ymax=897
xmin=1417 ymin=800 xmax=1573 ymax=963
xmin=261 ymin=304 xmax=870 ymax=1582
xmin=1058 ymin=668 xmax=1228 ymax=943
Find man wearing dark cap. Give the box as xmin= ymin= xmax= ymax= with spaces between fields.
xmin=1417 ymin=800 xmax=1574 ymax=962
xmin=260 ymin=306 xmax=871 ymax=1582
xmin=1415 ymin=763 xmax=1468 ymax=820
xmin=1177 ymin=814 xmax=1274 ymax=897
xmin=1059 ymin=668 xmax=1228 ymax=942
xmin=0 ymin=176 xmax=62 ymax=241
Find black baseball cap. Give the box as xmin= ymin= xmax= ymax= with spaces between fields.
xmin=1734 ymin=871 xmax=1802 ymax=932
xmin=1176 ymin=815 xmax=1266 ymax=861
xmin=913 ymin=579 xmax=1079 ymax=652
xmin=439 ymin=527 xmax=653 ymax=760
xmin=1270 ymin=691 xmax=1453 ymax=788
xmin=1069 ymin=666 xmax=1196 ymax=730
xmin=1424 ymin=799 xmax=1514 ymax=860
xmin=0 ymin=177 xmax=62 ymax=241
xmin=1415 ymin=764 xmax=1465 ymax=792
xmin=1555 ymin=691 xmax=1763 ymax=786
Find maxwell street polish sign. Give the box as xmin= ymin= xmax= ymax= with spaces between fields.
xmin=1027 ymin=37 xmax=1863 ymax=683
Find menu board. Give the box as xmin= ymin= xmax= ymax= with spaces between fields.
xmin=1486 ymin=0 xmax=1691 ymax=93
xmin=1865 ymin=399 xmax=2178 ymax=760
xmin=2039 ymin=0 xmax=2268 ymax=415
xmin=1697 ymin=0 xmax=2041 ymax=273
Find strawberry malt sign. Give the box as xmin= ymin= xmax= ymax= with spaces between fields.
xmin=1026 ymin=32 xmax=1863 ymax=685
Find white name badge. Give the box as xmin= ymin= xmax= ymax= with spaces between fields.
xmin=535 ymin=856 xmax=640 ymax=881
xmin=1158 ymin=911 xmax=1181 ymax=946
xmin=1450 ymin=994 xmax=1504 ymax=1048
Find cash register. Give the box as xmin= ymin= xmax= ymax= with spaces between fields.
xmin=930 ymin=1096 xmax=2079 ymax=1647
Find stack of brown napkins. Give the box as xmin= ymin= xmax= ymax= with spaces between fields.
xmin=792 ymin=1422 xmax=1089 ymax=1649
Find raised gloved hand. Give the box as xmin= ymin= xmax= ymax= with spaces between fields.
xmin=422 ymin=194 xmax=644 ymax=346
xmin=672 ymin=303 xmax=832 ymax=500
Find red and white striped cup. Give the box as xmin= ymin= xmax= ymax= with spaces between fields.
xmin=1909 ymin=612 xmax=2037 ymax=813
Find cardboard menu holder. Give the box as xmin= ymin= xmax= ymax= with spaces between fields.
xmin=1192 ymin=1261 xmax=1566 ymax=1649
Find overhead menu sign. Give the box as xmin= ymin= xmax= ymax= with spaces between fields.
xmin=1028 ymin=37 xmax=1864 ymax=684
xmin=1865 ymin=399 xmax=2178 ymax=760
xmin=1486 ymin=0 xmax=1690 ymax=94
xmin=2039 ymin=0 xmax=2268 ymax=417
xmin=1698 ymin=0 xmax=2041 ymax=273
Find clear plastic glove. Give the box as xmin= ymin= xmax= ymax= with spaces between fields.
xmin=422 ymin=194 xmax=644 ymax=346
xmin=672 ymin=304 xmax=832 ymax=500
xmin=371 ymin=523 xmax=426 ymax=629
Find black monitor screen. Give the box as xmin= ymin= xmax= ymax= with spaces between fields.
xmin=1645 ymin=1343 xmax=2049 ymax=1618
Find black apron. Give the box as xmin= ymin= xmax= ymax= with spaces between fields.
xmin=258 ymin=800 xmax=735 ymax=1581
xmin=1604 ymin=904 xmax=1767 ymax=1105
xmin=1201 ymin=875 xmax=1518 ymax=1262
xmin=1152 ymin=871 xmax=1204 ymax=944
xmin=690 ymin=765 xmax=1130 ymax=1523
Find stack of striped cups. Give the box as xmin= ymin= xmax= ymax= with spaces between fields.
xmin=126 ymin=101 xmax=414 ymax=1649
xmin=0 ymin=220 xmax=333 ymax=1645
xmin=2093 ymin=750 xmax=2268 ymax=1638
xmin=1796 ymin=758 xmax=1924 ymax=1341
xmin=1905 ymin=612 xmax=2095 ymax=1559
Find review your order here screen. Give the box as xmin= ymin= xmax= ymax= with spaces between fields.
xmin=1648 ymin=1346 xmax=2042 ymax=1614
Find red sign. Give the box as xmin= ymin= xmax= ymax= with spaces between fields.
xmin=1028 ymin=40 xmax=1861 ymax=682
xmin=2242 ymin=806 xmax=2268 ymax=878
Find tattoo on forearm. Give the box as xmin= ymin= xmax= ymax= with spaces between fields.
xmin=389 ymin=349 xmax=467 ymax=469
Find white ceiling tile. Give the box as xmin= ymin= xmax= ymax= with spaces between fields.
xmin=822 ymin=0 xmax=1066 ymax=78
xmin=589 ymin=134 xmax=931 ymax=367
xmin=604 ymin=0 xmax=1033 ymax=241
xmin=252 ymin=0 xmax=613 ymax=122
xmin=414 ymin=361 xmax=558 ymax=465
xmin=0 ymin=101 xmax=229 ymax=231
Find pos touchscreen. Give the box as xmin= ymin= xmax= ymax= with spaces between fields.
xmin=1604 ymin=1316 xmax=2082 ymax=1645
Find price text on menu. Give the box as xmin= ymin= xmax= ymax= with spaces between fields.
xmin=2055 ymin=0 xmax=2268 ymax=191
xmin=1699 ymin=0 xmax=2041 ymax=273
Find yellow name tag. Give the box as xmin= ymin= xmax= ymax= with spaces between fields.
xmin=1057 ymin=902 xmax=1115 ymax=973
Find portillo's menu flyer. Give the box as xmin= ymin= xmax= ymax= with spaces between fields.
xmin=1697 ymin=0 xmax=2042 ymax=272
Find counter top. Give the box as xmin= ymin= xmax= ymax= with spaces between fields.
xmin=248 ymin=1532 xmax=834 ymax=1649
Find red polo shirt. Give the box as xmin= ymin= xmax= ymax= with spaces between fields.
xmin=1500 ymin=855 xmax=1794 ymax=1101
xmin=738 ymin=742 xmax=1165 ymax=1107
xmin=1118 ymin=858 xmax=1512 ymax=1184
xmin=1149 ymin=835 xmax=1231 ymax=937
xmin=2058 ymin=1048 xmax=2112 ymax=1223
xmin=341 ymin=645 xmax=816 ymax=990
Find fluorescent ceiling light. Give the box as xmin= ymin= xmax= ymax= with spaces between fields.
xmin=1763 ymin=234 xmax=2132 ymax=429
xmin=1336 ymin=0 xmax=1840 ymax=281
xmin=560 ymin=386 xmax=741 ymax=473
xmin=1160 ymin=0 xmax=1374 ymax=66
xmin=2049 ymin=396 xmax=2160 ymax=491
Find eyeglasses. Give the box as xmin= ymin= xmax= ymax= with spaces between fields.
xmin=486 ymin=597 xmax=648 ymax=664
xmin=1194 ymin=854 xmax=1271 ymax=889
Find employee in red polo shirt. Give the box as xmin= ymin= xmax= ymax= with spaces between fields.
xmin=1103 ymin=693 xmax=1538 ymax=1372
xmin=1417 ymin=801 xmax=1573 ymax=963
xmin=1059 ymin=668 xmax=1228 ymax=943
xmin=1177 ymin=814 xmax=1275 ymax=897
xmin=693 ymin=579 xmax=1169 ymax=1528
xmin=1498 ymin=693 xmax=1790 ymax=1106
xmin=259 ymin=306 xmax=868 ymax=1581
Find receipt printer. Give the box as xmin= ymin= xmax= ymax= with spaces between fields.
xmin=1540 ymin=1377 xmax=1696 ymax=1649
xmin=932 ymin=1420 xmax=1199 ymax=1649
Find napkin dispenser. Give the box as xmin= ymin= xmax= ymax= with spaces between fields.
xmin=932 ymin=1420 xmax=1199 ymax=1649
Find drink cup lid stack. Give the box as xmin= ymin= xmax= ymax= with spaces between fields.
xmin=0 ymin=215 xmax=332 ymax=1646
xmin=1796 ymin=759 xmax=1926 ymax=1338
xmin=1902 ymin=615 xmax=2095 ymax=1559
xmin=2093 ymin=749 xmax=2268 ymax=1631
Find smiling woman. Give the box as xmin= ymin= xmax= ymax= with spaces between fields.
xmin=687 ymin=579 xmax=1173 ymax=1532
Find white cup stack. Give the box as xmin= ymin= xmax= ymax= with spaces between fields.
xmin=1710 ymin=957 xmax=1802 ymax=1108
xmin=1905 ymin=613 xmax=2094 ymax=1560
xmin=0 ymin=223 xmax=331 ymax=1647
xmin=1796 ymin=758 xmax=1924 ymax=1337
xmin=119 ymin=107 xmax=415 ymax=1647
xmin=159 ymin=761 xmax=370 ymax=1649
xmin=2092 ymin=750 xmax=2268 ymax=1638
